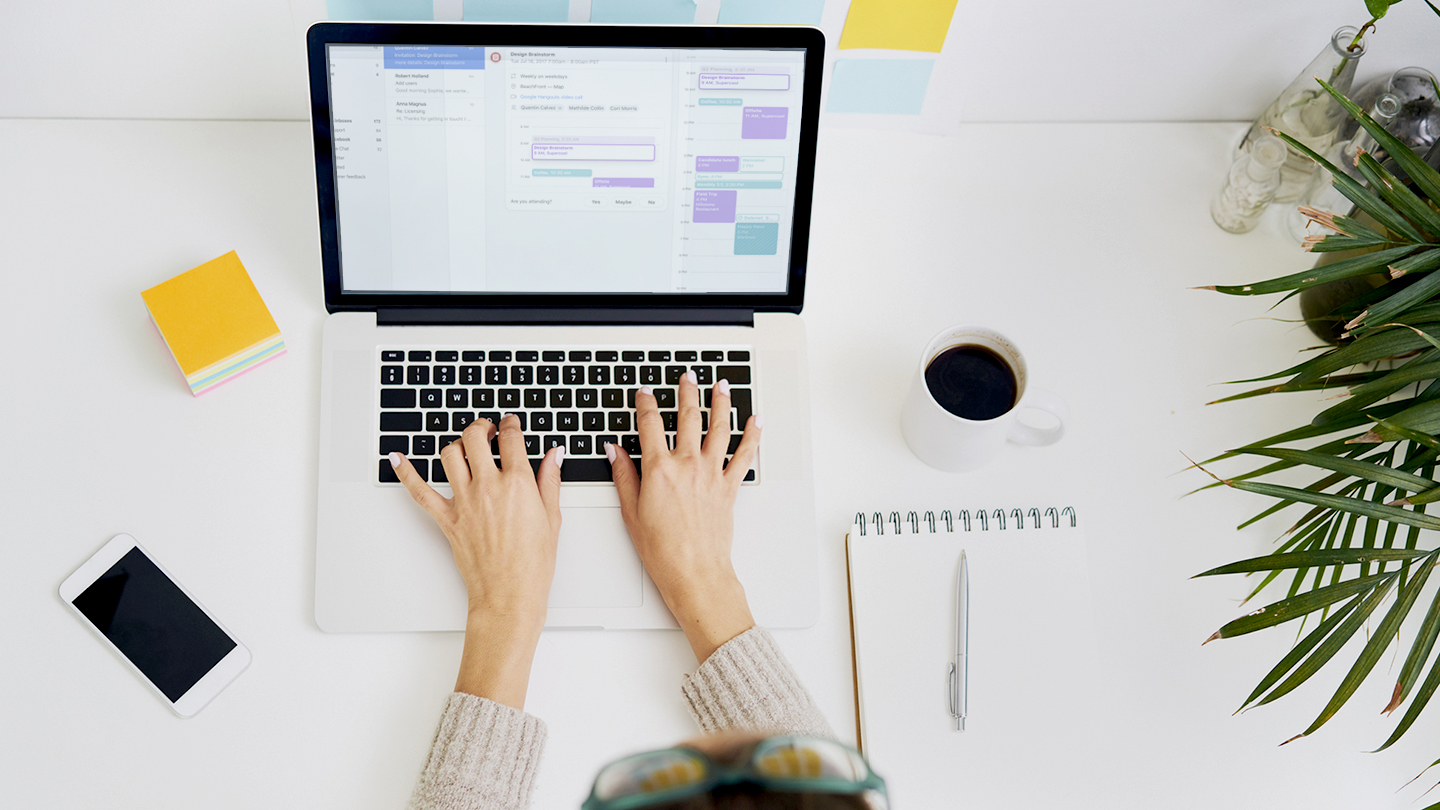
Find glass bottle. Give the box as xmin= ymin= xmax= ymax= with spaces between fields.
xmin=1338 ymin=66 xmax=1440 ymax=155
xmin=1237 ymin=26 xmax=1366 ymax=202
xmin=1287 ymin=92 xmax=1402 ymax=242
xmin=1212 ymin=135 xmax=1287 ymax=234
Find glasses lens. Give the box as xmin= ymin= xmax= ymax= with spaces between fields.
xmin=593 ymin=749 xmax=710 ymax=802
xmin=751 ymin=737 xmax=870 ymax=783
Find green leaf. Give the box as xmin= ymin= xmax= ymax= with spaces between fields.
xmin=1226 ymin=479 xmax=1440 ymax=531
xmin=1358 ymin=399 xmax=1440 ymax=441
xmin=1320 ymin=77 xmax=1440 ymax=208
xmin=1350 ymin=252 xmax=1440 ymax=330
xmin=1355 ymin=152 xmax=1440 ymax=240
xmin=1197 ymin=547 xmax=1431 ymax=577
xmin=1238 ymin=596 xmax=1362 ymax=711
xmin=1271 ymin=128 xmax=1429 ymax=243
xmin=1365 ymin=0 xmax=1393 ymax=18
xmin=1229 ymin=447 xmax=1439 ymax=492
xmin=1209 ymin=373 xmax=1381 ymax=404
xmin=1385 ymin=582 xmax=1440 ymax=719
xmin=1254 ymin=578 xmax=1395 ymax=707
xmin=1310 ymin=356 xmax=1440 ymax=426
xmin=1210 ymin=245 xmax=1419 ymax=296
xmin=1289 ymin=321 xmax=1440 ymax=386
xmin=1370 ymin=415 xmax=1440 ymax=450
xmin=1297 ymin=550 xmax=1440 ymax=738
xmin=1207 ymin=569 xmax=1395 ymax=640
xmin=1379 ymin=641 xmax=1440 ymax=751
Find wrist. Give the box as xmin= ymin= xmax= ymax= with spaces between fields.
xmin=455 ymin=610 xmax=545 ymax=708
xmin=663 ymin=575 xmax=755 ymax=664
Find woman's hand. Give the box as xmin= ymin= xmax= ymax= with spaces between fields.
xmin=390 ymin=414 xmax=563 ymax=708
xmin=607 ymin=373 xmax=762 ymax=663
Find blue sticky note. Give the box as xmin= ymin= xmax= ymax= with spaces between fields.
xmin=718 ymin=0 xmax=825 ymax=25
xmin=463 ymin=0 xmax=570 ymax=21
xmin=327 ymin=0 xmax=434 ymax=20
xmin=591 ymin=0 xmax=698 ymax=23
xmin=825 ymin=58 xmax=934 ymax=115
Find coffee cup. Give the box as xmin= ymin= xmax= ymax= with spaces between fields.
xmin=901 ymin=325 xmax=1069 ymax=472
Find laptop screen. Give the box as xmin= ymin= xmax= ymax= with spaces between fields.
xmin=324 ymin=43 xmax=807 ymax=297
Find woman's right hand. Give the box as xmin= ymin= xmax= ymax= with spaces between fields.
xmin=607 ymin=373 xmax=762 ymax=663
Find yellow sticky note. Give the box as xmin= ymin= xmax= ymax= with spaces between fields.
xmin=141 ymin=251 xmax=285 ymax=395
xmin=837 ymin=0 xmax=960 ymax=53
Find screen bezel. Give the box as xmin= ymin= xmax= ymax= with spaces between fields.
xmin=306 ymin=22 xmax=825 ymax=315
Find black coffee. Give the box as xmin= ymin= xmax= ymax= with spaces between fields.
xmin=924 ymin=345 xmax=1017 ymax=421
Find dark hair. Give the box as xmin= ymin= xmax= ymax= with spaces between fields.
xmin=652 ymin=789 xmax=872 ymax=809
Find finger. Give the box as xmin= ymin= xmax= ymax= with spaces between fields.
xmin=389 ymin=452 xmax=452 ymax=518
xmin=607 ymin=442 xmax=640 ymax=523
xmin=674 ymin=370 xmax=703 ymax=457
xmin=634 ymin=386 xmax=668 ymax=458
xmin=536 ymin=445 xmax=564 ymax=526
xmin=438 ymin=436 xmax=472 ymax=489
xmin=496 ymin=413 xmax=528 ymax=475
xmin=462 ymin=418 xmax=499 ymax=478
xmin=702 ymin=378 xmax=733 ymax=462
xmin=724 ymin=415 xmax=762 ymax=487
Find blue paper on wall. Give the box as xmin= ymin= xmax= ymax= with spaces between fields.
xmin=590 ymin=0 xmax=698 ymax=23
xmin=718 ymin=0 xmax=825 ymax=25
xmin=826 ymin=58 xmax=934 ymax=115
xmin=327 ymin=0 xmax=434 ymax=20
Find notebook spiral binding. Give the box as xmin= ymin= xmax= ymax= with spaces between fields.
xmin=853 ymin=506 xmax=1077 ymax=536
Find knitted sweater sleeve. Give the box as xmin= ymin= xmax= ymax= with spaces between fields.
xmin=407 ymin=693 xmax=548 ymax=810
xmin=680 ymin=626 xmax=835 ymax=739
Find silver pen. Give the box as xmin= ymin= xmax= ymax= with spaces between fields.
xmin=948 ymin=550 xmax=969 ymax=731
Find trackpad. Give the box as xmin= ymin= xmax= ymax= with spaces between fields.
xmin=548 ymin=507 xmax=643 ymax=608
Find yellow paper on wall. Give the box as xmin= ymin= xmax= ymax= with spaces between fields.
xmin=837 ymin=0 xmax=960 ymax=53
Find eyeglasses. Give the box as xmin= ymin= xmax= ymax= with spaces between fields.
xmin=582 ymin=735 xmax=889 ymax=810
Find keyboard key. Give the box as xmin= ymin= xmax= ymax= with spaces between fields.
xmin=379 ymin=436 xmax=408 ymax=455
xmin=602 ymin=388 xmax=624 ymax=408
xmin=544 ymin=435 xmax=566 ymax=452
xmin=583 ymin=411 xmax=605 ymax=431
xmin=460 ymin=366 xmax=483 ymax=385
xmin=462 ymin=351 xmax=485 ymax=362
xmin=420 ymin=389 xmax=442 ymax=408
xmin=412 ymin=435 xmax=436 ymax=455
xmin=608 ymin=411 xmax=631 ymax=432
xmin=512 ymin=366 xmax=533 ymax=385
xmin=488 ymin=351 xmax=512 ymax=362
xmin=379 ymin=459 xmax=399 ymax=483
xmin=615 ymin=366 xmax=637 ymax=385
xmin=701 ymin=412 xmax=709 ymax=430
xmin=432 ymin=461 xmax=448 ymax=483
xmin=538 ymin=365 xmax=559 ymax=385
xmin=676 ymin=350 xmax=698 ymax=362
xmin=524 ymin=389 xmax=546 ymax=408
xmin=477 ymin=411 xmax=502 ymax=425
xmin=701 ymin=351 xmax=724 ymax=362
xmin=426 ymin=413 xmax=448 ymax=432
xmin=407 ymin=366 xmax=430 ymax=385
xmin=441 ymin=435 xmax=461 ymax=448
xmin=621 ymin=434 xmax=642 ymax=455
xmin=490 ymin=436 xmax=501 ymax=456
xmin=648 ymin=350 xmax=671 ymax=361
xmin=524 ymin=435 xmax=540 ymax=455
xmin=560 ymin=458 xmax=618 ymax=482
xmin=446 ymin=389 xmax=468 ymax=408
xmin=408 ymin=458 xmax=428 ymax=481
xmin=382 ymin=350 xmax=405 ymax=362
xmin=381 ymin=365 xmax=403 ymax=385
xmin=661 ymin=411 xmax=677 ymax=431
xmin=452 ymin=412 xmax=475 ymax=431
xmin=588 ymin=365 xmax=610 ymax=385
xmin=381 ymin=389 xmax=416 ymax=408
xmin=436 ymin=351 xmax=458 ymax=362
xmin=569 ymin=350 xmax=592 ymax=362
xmin=596 ymin=351 xmax=618 ymax=362
xmin=485 ymin=366 xmax=507 ymax=385
xmin=640 ymin=366 xmax=661 ymax=385
xmin=627 ymin=388 xmax=639 ymax=408
xmin=693 ymin=365 xmax=713 ymax=385
xmin=727 ymin=351 xmax=750 ymax=361
xmin=542 ymin=350 xmax=565 ymax=362
xmin=408 ymin=350 xmax=431 ymax=362
xmin=510 ymin=412 xmax=528 ymax=430
xmin=716 ymin=366 xmax=751 ymax=385
xmin=731 ymin=388 xmax=752 ymax=427
xmin=569 ymin=435 xmax=593 ymax=455
xmin=597 ymin=434 xmax=619 ymax=450
xmin=576 ymin=388 xmax=598 ymax=408
xmin=563 ymin=365 xmax=584 ymax=385
xmin=516 ymin=351 xmax=539 ymax=362
xmin=549 ymin=389 xmax=572 ymax=408
xmin=728 ymin=435 xmax=742 ymax=454
xmin=434 ymin=366 xmax=455 ymax=385
xmin=557 ymin=411 xmax=579 ymax=431
xmin=654 ymin=388 xmax=676 ymax=408
xmin=531 ymin=411 xmax=554 ymax=432
xmin=473 ymin=388 xmax=495 ymax=408
xmin=665 ymin=365 xmax=686 ymax=385
xmin=499 ymin=389 xmax=520 ymax=409
xmin=622 ymin=350 xmax=645 ymax=361
xmin=380 ymin=412 xmax=421 ymax=432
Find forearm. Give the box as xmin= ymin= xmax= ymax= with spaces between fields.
xmin=455 ymin=610 xmax=545 ymax=709
xmin=663 ymin=571 xmax=756 ymax=664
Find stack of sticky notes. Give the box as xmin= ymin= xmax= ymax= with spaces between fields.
xmin=141 ymin=251 xmax=285 ymax=396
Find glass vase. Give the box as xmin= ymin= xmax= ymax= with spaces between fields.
xmin=1238 ymin=26 xmax=1366 ymax=202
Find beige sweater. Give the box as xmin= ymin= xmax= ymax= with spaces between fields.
xmin=407 ymin=628 xmax=833 ymax=810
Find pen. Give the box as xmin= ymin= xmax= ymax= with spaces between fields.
xmin=948 ymin=550 xmax=968 ymax=731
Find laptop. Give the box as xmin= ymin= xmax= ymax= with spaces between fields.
xmin=307 ymin=22 xmax=825 ymax=632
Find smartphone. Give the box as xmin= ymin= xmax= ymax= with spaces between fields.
xmin=59 ymin=533 xmax=251 ymax=717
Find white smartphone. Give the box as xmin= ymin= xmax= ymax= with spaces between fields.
xmin=59 ymin=533 xmax=251 ymax=718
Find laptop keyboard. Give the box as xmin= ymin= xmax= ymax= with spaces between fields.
xmin=376 ymin=348 xmax=756 ymax=485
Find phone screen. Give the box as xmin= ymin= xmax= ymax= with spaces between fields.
xmin=70 ymin=547 xmax=237 ymax=702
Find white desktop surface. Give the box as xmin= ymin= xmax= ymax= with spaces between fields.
xmin=0 ymin=118 xmax=1429 ymax=807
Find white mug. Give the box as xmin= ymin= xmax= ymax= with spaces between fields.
xmin=901 ymin=325 xmax=1069 ymax=472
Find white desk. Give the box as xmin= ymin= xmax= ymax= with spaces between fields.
xmin=0 ymin=118 xmax=1426 ymax=807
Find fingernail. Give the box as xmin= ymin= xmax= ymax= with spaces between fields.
xmin=640 ymin=385 xmax=653 ymax=397
xmin=754 ymin=414 xmax=764 ymax=429
xmin=389 ymin=452 xmax=402 ymax=469
xmin=686 ymin=369 xmax=697 ymax=384
xmin=605 ymin=443 xmax=616 ymax=462
xmin=555 ymin=445 xmax=566 ymax=468
xmin=718 ymin=378 xmax=730 ymax=395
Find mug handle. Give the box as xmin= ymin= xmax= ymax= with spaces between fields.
xmin=1007 ymin=388 xmax=1069 ymax=447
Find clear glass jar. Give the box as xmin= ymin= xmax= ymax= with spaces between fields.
xmin=1287 ymin=92 xmax=1402 ymax=242
xmin=1213 ymin=135 xmax=1288 ymax=234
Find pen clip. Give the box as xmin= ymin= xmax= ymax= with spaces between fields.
xmin=947 ymin=662 xmax=958 ymax=718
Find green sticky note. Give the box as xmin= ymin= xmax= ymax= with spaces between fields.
xmin=718 ymin=0 xmax=825 ymax=25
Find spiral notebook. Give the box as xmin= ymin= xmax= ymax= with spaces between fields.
xmin=846 ymin=507 xmax=1113 ymax=808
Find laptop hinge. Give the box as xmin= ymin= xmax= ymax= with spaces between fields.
xmin=376 ymin=307 xmax=755 ymax=327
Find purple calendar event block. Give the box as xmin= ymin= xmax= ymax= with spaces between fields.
xmin=693 ymin=190 xmax=737 ymax=223
xmin=741 ymin=107 xmax=787 ymax=139
xmin=696 ymin=156 xmax=739 ymax=172
xmin=593 ymin=178 xmax=655 ymax=187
